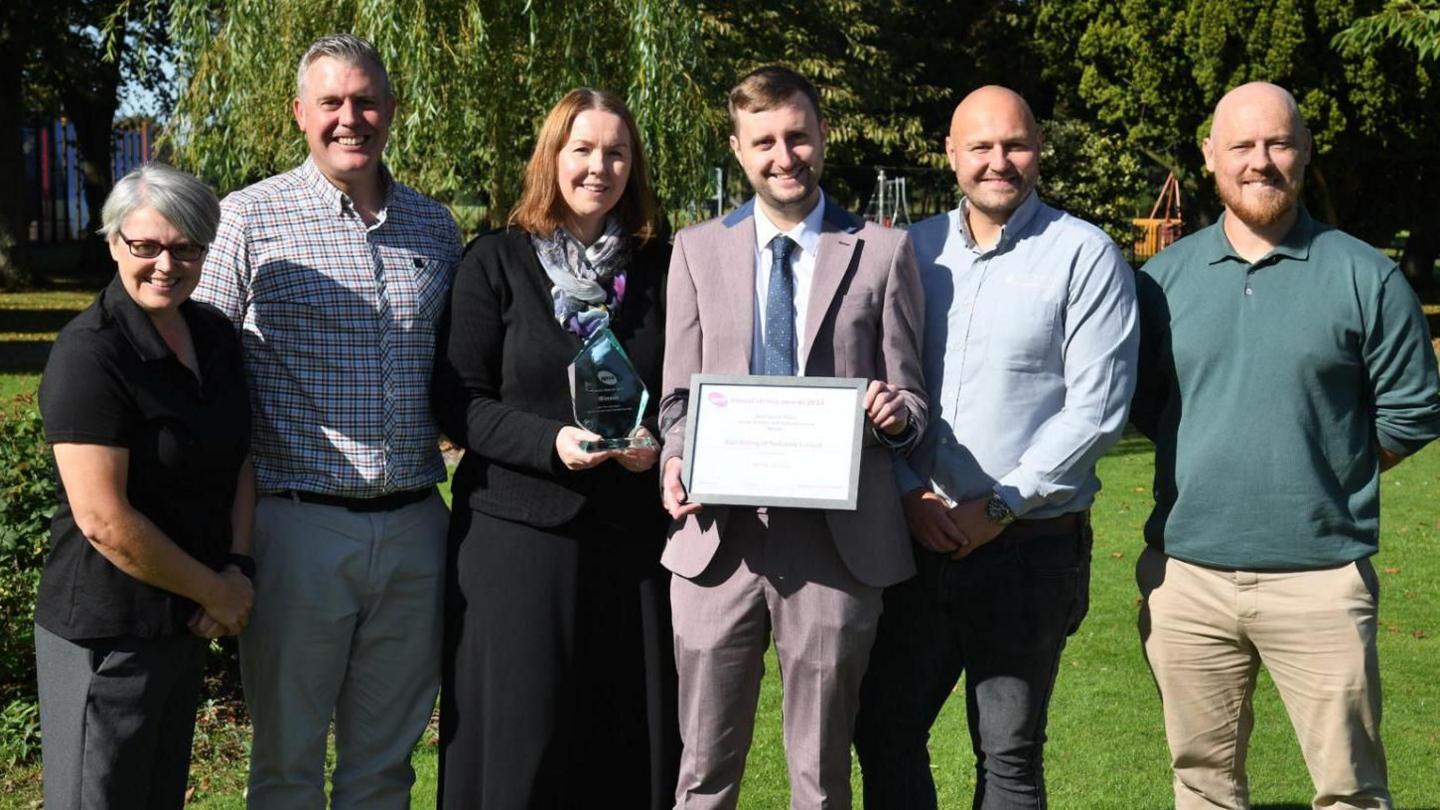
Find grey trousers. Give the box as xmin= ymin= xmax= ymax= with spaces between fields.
xmin=34 ymin=623 xmax=207 ymax=810
xmin=671 ymin=508 xmax=883 ymax=810
xmin=241 ymin=492 xmax=448 ymax=810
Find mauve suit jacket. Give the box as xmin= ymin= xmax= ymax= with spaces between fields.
xmin=658 ymin=198 xmax=926 ymax=588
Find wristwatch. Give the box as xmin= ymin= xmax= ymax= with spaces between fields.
xmin=983 ymin=492 xmax=1016 ymax=528
xmin=224 ymin=553 xmax=256 ymax=580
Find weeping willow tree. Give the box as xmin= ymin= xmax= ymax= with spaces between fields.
xmin=118 ymin=0 xmax=722 ymax=228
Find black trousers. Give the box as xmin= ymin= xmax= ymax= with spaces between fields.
xmin=853 ymin=521 xmax=1092 ymax=810
xmin=437 ymin=508 xmax=680 ymax=809
xmin=34 ymin=623 xmax=206 ymax=810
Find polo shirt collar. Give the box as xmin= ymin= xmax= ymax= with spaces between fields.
xmin=100 ymin=275 xmax=181 ymax=362
xmin=1207 ymin=207 xmax=1315 ymax=266
xmin=297 ymin=158 xmax=395 ymax=219
xmin=956 ymin=189 xmax=1041 ymax=251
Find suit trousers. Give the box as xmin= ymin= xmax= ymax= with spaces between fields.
xmin=34 ymin=623 xmax=206 ymax=810
xmin=853 ymin=521 xmax=1091 ymax=810
xmin=241 ymin=493 xmax=448 ymax=810
xmin=670 ymin=507 xmax=883 ymax=810
xmin=1136 ymin=546 xmax=1391 ymax=810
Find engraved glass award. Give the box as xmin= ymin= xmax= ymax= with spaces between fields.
xmin=568 ymin=327 xmax=655 ymax=451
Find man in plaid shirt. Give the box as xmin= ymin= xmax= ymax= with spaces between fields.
xmin=195 ymin=33 xmax=460 ymax=809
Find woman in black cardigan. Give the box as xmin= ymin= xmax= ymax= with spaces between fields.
xmin=433 ymin=88 xmax=678 ymax=809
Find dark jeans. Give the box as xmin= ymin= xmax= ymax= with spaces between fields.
xmin=853 ymin=518 xmax=1092 ymax=810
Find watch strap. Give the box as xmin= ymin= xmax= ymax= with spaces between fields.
xmin=224 ymin=553 xmax=256 ymax=580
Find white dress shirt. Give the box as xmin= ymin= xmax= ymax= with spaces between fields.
xmin=749 ymin=191 xmax=826 ymax=375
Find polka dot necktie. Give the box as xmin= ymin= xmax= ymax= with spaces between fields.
xmin=764 ymin=235 xmax=798 ymax=376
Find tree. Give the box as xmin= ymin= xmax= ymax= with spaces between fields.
xmin=144 ymin=1 xmax=1062 ymax=226
xmin=0 ymin=4 xmax=62 ymax=286
xmin=1334 ymin=0 xmax=1440 ymax=60
xmin=127 ymin=0 xmax=715 ymax=229
xmin=1 ymin=2 xmax=172 ymax=287
xmin=1334 ymin=0 xmax=1440 ymax=287
xmin=1034 ymin=0 xmax=1440 ymax=288
xmin=696 ymin=1 xmax=1053 ymax=211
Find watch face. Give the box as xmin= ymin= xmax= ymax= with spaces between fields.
xmin=985 ymin=494 xmax=1014 ymax=525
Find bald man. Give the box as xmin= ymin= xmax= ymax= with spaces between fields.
xmin=853 ymin=86 xmax=1138 ymax=809
xmin=1131 ymin=82 xmax=1440 ymax=810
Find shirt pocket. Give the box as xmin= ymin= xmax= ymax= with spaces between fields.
xmin=989 ymin=283 xmax=1061 ymax=372
xmin=379 ymin=250 xmax=452 ymax=330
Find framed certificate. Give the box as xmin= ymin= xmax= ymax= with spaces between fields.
xmin=680 ymin=374 xmax=867 ymax=510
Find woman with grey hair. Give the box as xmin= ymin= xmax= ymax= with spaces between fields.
xmin=33 ymin=161 xmax=255 ymax=809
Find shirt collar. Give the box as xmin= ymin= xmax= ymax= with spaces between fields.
xmin=297 ymin=158 xmax=395 ymax=220
xmin=1207 ymin=207 xmax=1315 ymax=266
xmin=955 ymin=189 xmax=1042 ymax=252
xmin=754 ymin=189 xmax=826 ymax=257
xmin=100 ymin=275 xmax=183 ymax=363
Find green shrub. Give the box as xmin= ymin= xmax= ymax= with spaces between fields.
xmin=0 ymin=698 xmax=40 ymax=767
xmin=0 ymin=392 xmax=247 ymax=715
xmin=0 ymin=394 xmax=53 ymax=705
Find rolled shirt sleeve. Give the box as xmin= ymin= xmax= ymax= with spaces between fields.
xmin=994 ymin=239 xmax=1139 ymax=516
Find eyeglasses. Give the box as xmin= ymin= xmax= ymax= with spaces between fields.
xmin=117 ymin=230 xmax=208 ymax=262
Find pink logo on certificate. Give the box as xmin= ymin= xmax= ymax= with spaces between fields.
xmin=708 ymin=391 xmax=729 ymax=407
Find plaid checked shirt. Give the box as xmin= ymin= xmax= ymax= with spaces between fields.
xmin=195 ymin=159 xmax=461 ymax=497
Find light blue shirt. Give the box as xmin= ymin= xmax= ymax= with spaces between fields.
xmin=896 ymin=192 xmax=1138 ymax=517
xmin=749 ymin=192 xmax=826 ymax=374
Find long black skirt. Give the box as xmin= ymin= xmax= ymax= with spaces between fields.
xmin=437 ymin=507 xmax=679 ymax=809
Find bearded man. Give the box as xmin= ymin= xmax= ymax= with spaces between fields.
xmin=1131 ymin=82 xmax=1440 ymax=809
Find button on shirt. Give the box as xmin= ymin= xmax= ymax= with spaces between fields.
xmin=897 ymin=192 xmax=1139 ymax=517
xmin=195 ymin=160 xmax=461 ymax=497
xmin=750 ymin=192 xmax=826 ymax=374
xmin=1133 ymin=209 xmax=1440 ymax=569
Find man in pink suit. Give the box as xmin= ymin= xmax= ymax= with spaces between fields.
xmin=658 ymin=65 xmax=927 ymax=809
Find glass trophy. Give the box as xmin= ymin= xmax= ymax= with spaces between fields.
xmin=568 ymin=327 xmax=656 ymax=451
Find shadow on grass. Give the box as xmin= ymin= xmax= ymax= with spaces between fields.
xmin=1107 ymin=429 xmax=1156 ymax=457
xmin=0 ymin=308 xmax=80 ymax=333
xmin=0 ymin=341 xmax=53 ymax=373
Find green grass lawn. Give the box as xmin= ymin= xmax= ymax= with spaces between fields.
xmin=9 ymin=436 xmax=1421 ymax=810
xmin=2 ymin=286 xmax=1437 ymax=808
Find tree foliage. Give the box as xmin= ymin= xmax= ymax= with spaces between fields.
xmin=1334 ymin=0 xmax=1440 ymax=61
xmin=130 ymin=0 xmax=715 ymax=227
xmin=0 ymin=1 xmax=171 ymax=287
xmin=1039 ymin=118 xmax=1151 ymax=248
xmin=1034 ymin=0 xmax=1440 ymax=274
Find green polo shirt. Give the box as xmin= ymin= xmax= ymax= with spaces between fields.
xmin=1133 ymin=209 xmax=1440 ymax=569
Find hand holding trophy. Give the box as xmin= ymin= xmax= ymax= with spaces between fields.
xmin=568 ymin=327 xmax=658 ymax=452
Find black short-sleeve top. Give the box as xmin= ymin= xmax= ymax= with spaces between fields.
xmin=35 ymin=276 xmax=250 ymax=641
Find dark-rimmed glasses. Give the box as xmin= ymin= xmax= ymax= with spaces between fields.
xmin=117 ymin=230 xmax=208 ymax=262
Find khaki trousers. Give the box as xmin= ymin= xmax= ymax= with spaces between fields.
xmin=1136 ymin=546 xmax=1390 ymax=810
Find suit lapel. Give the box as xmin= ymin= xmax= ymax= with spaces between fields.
xmin=719 ymin=201 xmax=757 ymax=370
xmin=803 ymin=202 xmax=862 ymax=368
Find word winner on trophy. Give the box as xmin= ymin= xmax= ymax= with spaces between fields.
xmin=568 ymin=328 xmax=654 ymax=451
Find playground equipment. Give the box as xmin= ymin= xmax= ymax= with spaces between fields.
xmin=863 ymin=169 xmax=912 ymax=228
xmin=1133 ymin=172 xmax=1182 ymax=260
